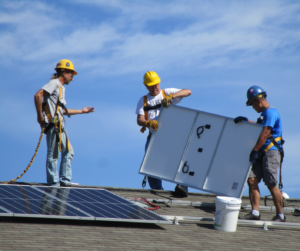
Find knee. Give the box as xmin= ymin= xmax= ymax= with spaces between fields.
xmin=47 ymin=154 xmax=58 ymax=161
xmin=248 ymin=177 xmax=258 ymax=187
xmin=267 ymin=185 xmax=279 ymax=192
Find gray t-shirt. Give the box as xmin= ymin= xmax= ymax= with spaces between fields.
xmin=42 ymin=79 xmax=67 ymax=127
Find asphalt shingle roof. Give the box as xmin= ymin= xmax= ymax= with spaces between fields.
xmin=0 ymin=182 xmax=299 ymax=251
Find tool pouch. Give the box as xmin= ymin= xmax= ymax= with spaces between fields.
xmin=44 ymin=123 xmax=55 ymax=134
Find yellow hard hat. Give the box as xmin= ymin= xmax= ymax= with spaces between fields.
xmin=54 ymin=59 xmax=78 ymax=75
xmin=143 ymin=71 xmax=161 ymax=86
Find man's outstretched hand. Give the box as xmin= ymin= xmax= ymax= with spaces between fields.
xmin=82 ymin=107 xmax=95 ymax=113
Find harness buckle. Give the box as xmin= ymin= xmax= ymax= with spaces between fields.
xmin=142 ymin=176 xmax=147 ymax=188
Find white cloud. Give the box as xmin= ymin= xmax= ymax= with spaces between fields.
xmin=25 ymin=24 xmax=120 ymax=60
xmin=1 ymin=0 xmax=299 ymax=75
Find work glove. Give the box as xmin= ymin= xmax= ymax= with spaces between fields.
xmin=234 ymin=116 xmax=248 ymax=124
xmin=249 ymin=150 xmax=258 ymax=164
xmin=146 ymin=120 xmax=158 ymax=131
xmin=162 ymin=93 xmax=173 ymax=107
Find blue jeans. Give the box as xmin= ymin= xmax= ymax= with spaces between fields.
xmin=46 ymin=127 xmax=74 ymax=186
xmin=145 ymin=134 xmax=163 ymax=190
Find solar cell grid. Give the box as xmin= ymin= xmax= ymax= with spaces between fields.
xmin=37 ymin=187 xmax=132 ymax=204
xmin=0 ymin=206 xmax=10 ymax=213
xmin=0 ymin=185 xmax=91 ymax=217
xmin=1 ymin=198 xmax=41 ymax=214
xmin=0 ymin=185 xmax=42 ymax=200
xmin=0 ymin=185 xmax=171 ymax=224
xmin=39 ymin=187 xmax=159 ymax=220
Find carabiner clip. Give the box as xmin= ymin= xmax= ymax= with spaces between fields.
xmin=142 ymin=176 xmax=147 ymax=188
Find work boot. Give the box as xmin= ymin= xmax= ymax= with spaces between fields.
xmin=174 ymin=185 xmax=188 ymax=197
xmin=238 ymin=213 xmax=261 ymax=220
xmin=272 ymin=215 xmax=286 ymax=222
xmin=293 ymin=208 xmax=300 ymax=216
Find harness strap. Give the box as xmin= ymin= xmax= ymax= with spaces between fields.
xmin=55 ymin=83 xmax=62 ymax=117
xmin=59 ymin=117 xmax=62 ymax=151
xmin=58 ymin=100 xmax=71 ymax=118
xmin=265 ymin=134 xmax=284 ymax=189
xmin=44 ymin=82 xmax=70 ymax=152
xmin=43 ymin=103 xmax=52 ymax=123
xmin=264 ymin=136 xmax=282 ymax=152
xmin=144 ymin=104 xmax=162 ymax=111
xmin=42 ymin=82 xmax=62 ymax=125
xmin=57 ymin=117 xmax=70 ymax=152
xmin=258 ymin=106 xmax=284 ymax=189
xmin=140 ymin=90 xmax=166 ymax=133
xmin=140 ymin=95 xmax=148 ymax=133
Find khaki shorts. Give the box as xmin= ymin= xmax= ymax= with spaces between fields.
xmin=249 ymin=150 xmax=280 ymax=187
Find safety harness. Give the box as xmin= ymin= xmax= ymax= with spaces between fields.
xmin=43 ymin=83 xmax=71 ymax=152
xmin=266 ymin=134 xmax=284 ymax=189
xmin=140 ymin=90 xmax=166 ymax=133
xmin=263 ymin=133 xmax=285 ymax=206
xmin=5 ymin=81 xmax=72 ymax=184
xmin=257 ymin=107 xmax=285 ymax=189
xmin=141 ymin=90 xmax=166 ymax=188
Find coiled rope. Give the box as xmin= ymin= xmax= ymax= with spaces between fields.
xmin=5 ymin=126 xmax=45 ymax=184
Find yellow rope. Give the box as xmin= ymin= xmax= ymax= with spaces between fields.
xmin=5 ymin=127 xmax=45 ymax=184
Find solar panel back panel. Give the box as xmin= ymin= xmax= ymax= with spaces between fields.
xmin=0 ymin=185 xmax=171 ymax=224
xmin=139 ymin=105 xmax=263 ymax=198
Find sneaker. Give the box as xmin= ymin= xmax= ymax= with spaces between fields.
xmin=293 ymin=208 xmax=300 ymax=216
xmin=238 ymin=213 xmax=261 ymax=220
xmin=272 ymin=215 xmax=286 ymax=222
xmin=60 ymin=182 xmax=79 ymax=187
xmin=174 ymin=185 xmax=188 ymax=197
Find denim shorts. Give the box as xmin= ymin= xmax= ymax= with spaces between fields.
xmin=249 ymin=150 xmax=280 ymax=186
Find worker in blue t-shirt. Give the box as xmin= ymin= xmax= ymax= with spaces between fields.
xmin=234 ymin=86 xmax=285 ymax=222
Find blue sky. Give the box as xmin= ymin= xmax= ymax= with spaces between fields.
xmin=0 ymin=0 xmax=299 ymax=199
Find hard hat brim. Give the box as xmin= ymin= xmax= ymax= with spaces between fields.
xmin=246 ymin=97 xmax=256 ymax=106
xmin=144 ymin=81 xmax=160 ymax=87
xmin=246 ymin=92 xmax=266 ymax=106
xmin=54 ymin=68 xmax=78 ymax=75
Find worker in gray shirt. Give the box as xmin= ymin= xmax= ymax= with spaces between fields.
xmin=34 ymin=59 xmax=94 ymax=186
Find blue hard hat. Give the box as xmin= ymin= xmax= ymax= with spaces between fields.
xmin=246 ymin=86 xmax=267 ymax=106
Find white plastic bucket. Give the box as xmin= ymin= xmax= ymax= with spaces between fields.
xmin=214 ymin=196 xmax=241 ymax=232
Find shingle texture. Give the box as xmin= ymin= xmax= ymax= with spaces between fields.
xmin=0 ymin=182 xmax=299 ymax=251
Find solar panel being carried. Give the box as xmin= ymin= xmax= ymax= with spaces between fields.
xmin=0 ymin=184 xmax=171 ymax=224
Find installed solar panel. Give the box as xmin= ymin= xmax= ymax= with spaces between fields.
xmin=0 ymin=185 xmax=171 ymax=224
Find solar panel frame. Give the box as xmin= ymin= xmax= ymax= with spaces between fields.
xmin=0 ymin=184 xmax=171 ymax=224
xmin=139 ymin=105 xmax=263 ymax=198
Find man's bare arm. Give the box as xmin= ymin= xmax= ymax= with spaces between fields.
xmin=173 ymin=89 xmax=192 ymax=99
xmin=253 ymin=126 xmax=272 ymax=151
xmin=137 ymin=114 xmax=148 ymax=127
xmin=64 ymin=107 xmax=95 ymax=115
xmin=34 ymin=89 xmax=48 ymax=125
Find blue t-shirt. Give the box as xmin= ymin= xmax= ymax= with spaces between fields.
xmin=258 ymin=107 xmax=282 ymax=152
